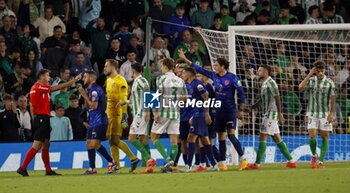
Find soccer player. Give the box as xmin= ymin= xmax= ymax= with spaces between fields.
xmin=299 ymin=61 xmax=336 ymax=169
xmin=17 ymin=69 xmax=81 ymax=176
xmin=248 ymin=64 xmax=297 ymax=169
xmin=150 ymin=58 xmax=188 ymax=172
xmin=181 ymin=66 xmax=219 ymax=172
xmin=78 ymin=71 xmax=115 ymax=174
xmin=104 ymin=59 xmax=139 ymax=173
xmin=178 ymin=49 xmax=248 ymax=171
xmin=117 ymin=63 xmax=157 ymax=173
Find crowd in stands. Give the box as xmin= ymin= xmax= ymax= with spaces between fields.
xmin=0 ymin=0 xmax=349 ymax=142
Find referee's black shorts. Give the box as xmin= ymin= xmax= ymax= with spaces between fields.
xmin=32 ymin=115 xmax=51 ymax=142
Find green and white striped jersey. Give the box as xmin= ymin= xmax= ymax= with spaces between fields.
xmin=131 ymin=75 xmax=150 ymax=117
xmin=156 ymin=72 xmax=187 ymax=119
xmin=261 ymin=77 xmax=280 ymax=120
xmin=306 ymin=76 xmax=336 ymax=118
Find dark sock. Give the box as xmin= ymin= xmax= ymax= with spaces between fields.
xmin=174 ymin=143 xmax=182 ymax=166
xmin=21 ymin=147 xmax=38 ymax=170
xmin=228 ymin=134 xmax=244 ymax=157
xmin=200 ymin=147 xmax=206 ymax=165
xmin=195 ymin=153 xmax=200 ymax=165
xmin=41 ymin=149 xmax=52 ymax=172
xmin=204 ymin=145 xmax=217 ymax=166
xmin=219 ymin=140 xmax=226 ymax=162
xmin=97 ymin=145 xmax=113 ymax=163
xmin=88 ymin=149 xmax=96 ymax=169
xmin=187 ymin=142 xmax=196 ymax=167
xmin=212 ymin=145 xmax=220 ymax=162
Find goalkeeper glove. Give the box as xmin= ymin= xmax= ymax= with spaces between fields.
xmin=121 ymin=113 xmax=128 ymax=130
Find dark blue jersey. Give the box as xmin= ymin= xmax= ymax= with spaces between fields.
xmin=87 ymin=83 xmax=108 ymax=127
xmin=191 ymin=63 xmax=246 ymax=114
xmin=180 ymin=83 xmax=194 ymax=121
xmin=189 ymin=78 xmax=207 ymax=112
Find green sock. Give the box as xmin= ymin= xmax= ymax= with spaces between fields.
xmin=309 ymin=138 xmax=317 ymax=156
xmin=256 ymin=142 xmax=266 ymax=164
xmin=319 ymin=140 xmax=328 ymax=162
xmin=131 ymin=140 xmax=150 ymax=161
xmin=142 ymin=144 xmax=151 ymax=166
xmin=170 ymin=144 xmax=178 ymax=161
xmin=154 ymin=140 xmax=169 ymax=160
xmin=277 ymin=141 xmax=293 ymax=161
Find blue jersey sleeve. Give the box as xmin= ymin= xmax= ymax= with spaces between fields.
xmin=194 ymin=81 xmax=207 ymax=97
xmin=232 ymin=75 xmax=246 ymax=104
xmin=191 ymin=63 xmax=215 ymax=80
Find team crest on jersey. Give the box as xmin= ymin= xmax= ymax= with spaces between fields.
xmin=224 ymin=80 xmax=230 ymax=86
xmin=111 ymin=83 xmax=115 ymax=88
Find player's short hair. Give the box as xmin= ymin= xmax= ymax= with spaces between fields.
xmin=183 ymin=66 xmax=197 ymax=76
xmin=106 ymin=59 xmax=119 ymax=69
xmin=60 ymin=66 xmax=69 ymax=73
xmin=2 ymin=94 xmax=12 ymax=101
xmin=131 ymin=63 xmax=144 ymax=73
xmin=313 ymin=60 xmax=326 ymax=70
xmin=216 ymin=58 xmax=229 ymax=70
xmin=162 ymin=58 xmax=175 ymax=70
xmin=85 ymin=70 xmax=97 ymax=77
xmin=260 ymin=64 xmax=271 ymax=74
xmin=37 ymin=69 xmax=50 ymax=80
xmin=69 ymin=94 xmax=79 ymax=100
xmin=55 ymin=105 xmax=65 ymax=110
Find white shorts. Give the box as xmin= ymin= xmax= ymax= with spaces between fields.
xmin=307 ymin=116 xmax=332 ymax=131
xmin=260 ymin=117 xmax=280 ymax=136
xmin=129 ymin=116 xmax=149 ymax=135
xmin=151 ymin=117 xmax=180 ymax=135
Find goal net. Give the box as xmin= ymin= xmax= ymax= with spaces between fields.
xmin=196 ymin=24 xmax=350 ymax=164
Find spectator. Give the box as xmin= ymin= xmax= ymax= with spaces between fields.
xmin=337 ymin=86 xmax=350 ymax=132
xmin=220 ymin=5 xmax=235 ymax=31
xmin=33 ymin=5 xmax=66 ymax=42
xmin=100 ymin=0 xmax=123 ymax=32
xmin=113 ymin=22 xmax=132 ymax=53
xmin=185 ymin=40 xmax=209 ymax=67
xmin=19 ymin=24 xmax=40 ymax=62
xmin=191 ymin=0 xmax=215 ymax=29
xmin=130 ymin=18 xmax=145 ymax=46
xmin=322 ymin=46 xmax=340 ymax=77
xmin=288 ymin=0 xmax=306 ymax=24
xmin=54 ymin=81 xmax=71 ymax=109
xmin=243 ymin=43 xmax=258 ymax=70
xmin=141 ymin=36 xmax=170 ymax=76
xmin=210 ymin=14 xmax=224 ymax=31
xmin=120 ymin=49 xmax=138 ymax=84
xmin=42 ymin=25 xmax=68 ymax=52
xmin=69 ymin=52 xmax=92 ymax=76
xmin=0 ymin=0 xmax=16 ymax=28
xmin=163 ymin=3 xmax=190 ymax=47
xmin=149 ymin=0 xmax=175 ymax=34
xmin=65 ymin=94 xmax=87 ymax=140
xmin=19 ymin=63 xmax=36 ymax=93
xmin=124 ymin=0 xmax=149 ymax=24
xmin=127 ymin=34 xmax=144 ymax=62
xmin=256 ymin=9 xmax=271 ymax=25
xmin=51 ymin=67 xmax=71 ymax=102
xmin=0 ymin=15 xmax=19 ymax=51
xmin=0 ymin=41 xmax=17 ymax=93
xmin=78 ymin=0 xmax=101 ymax=44
xmin=50 ymin=105 xmax=73 ymax=141
xmin=233 ymin=0 xmax=255 ymax=23
xmin=0 ymin=94 xmax=20 ymax=142
xmin=64 ymin=39 xmax=82 ymax=68
xmin=89 ymin=17 xmax=110 ymax=74
xmin=322 ymin=0 xmax=344 ymax=24
xmin=23 ymin=50 xmax=43 ymax=79
xmin=255 ymin=0 xmax=279 ymax=24
xmin=44 ymin=0 xmax=70 ymax=23
xmin=17 ymin=0 xmax=41 ymax=29
xmin=335 ymin=57 xmax=350 ymax=86
xmin=16 ymin=95 xmax=32 ymax=141
xmin=275 ymin=42 xmax=291 ymax=69
xmin=305 ymin=5 xmax=322 ymax=24
xmin=105 ymin=37 xmax=126 ymax=64
xmin=278 ymin=4 xmax=298 ymax=25
xmin=173 ymin=29 xmax=205 ymax=61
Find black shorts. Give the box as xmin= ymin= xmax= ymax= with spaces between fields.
xmin=215 ymin=111 xmax=237 ymax=133
xmin=32 ymin=115 xmax=51 ymax=142
xmin=179 ymin=121 xmax=190 ymax=140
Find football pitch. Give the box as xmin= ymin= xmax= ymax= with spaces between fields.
xmin=1 ymin=162 xmax=349 ymax=193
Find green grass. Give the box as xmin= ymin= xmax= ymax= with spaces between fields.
xmin=1 ymin=162 xmax=349 ymax=193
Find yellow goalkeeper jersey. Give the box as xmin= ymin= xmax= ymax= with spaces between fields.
xmin=106 ymin=74 xmax=128 ymax=117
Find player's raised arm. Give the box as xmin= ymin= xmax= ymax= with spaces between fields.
xmin=299 ymin=67 xmax=316 ymax=92
xmin=178 ymin=49 xmax=214 ymax=79
xmin=51 ymin=73 xmax=82 ymax=92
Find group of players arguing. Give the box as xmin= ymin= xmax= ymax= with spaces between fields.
xmin=16 ymin=49 xmax=335 ymax=176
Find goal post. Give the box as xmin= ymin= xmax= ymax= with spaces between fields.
xmin=197 ymin=24 xmax=350 ymax=164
